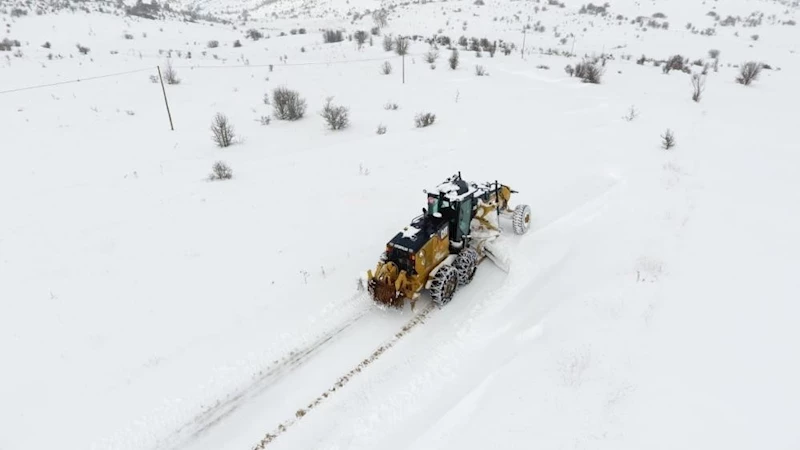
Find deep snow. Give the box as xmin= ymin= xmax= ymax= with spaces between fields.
xmin=2 ymin=0 xmax=800 ymax=449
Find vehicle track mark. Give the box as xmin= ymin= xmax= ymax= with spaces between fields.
xmin=160 ymin=304 xmax=370 ymax=450
xmin=251 ymin=301 xmax=437 ymax=449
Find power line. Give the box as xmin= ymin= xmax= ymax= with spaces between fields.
xmin=0 ymin=52 xmax=423 ymax=95
xmin=0 ymin=67 xmax=154 ymax=95
xmin=171 ymin=53 xmax=415 ymax=70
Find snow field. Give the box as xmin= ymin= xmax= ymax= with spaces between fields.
xmin=2 ymin=1 xmax=800 ymax=449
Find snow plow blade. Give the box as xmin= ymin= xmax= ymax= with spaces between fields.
xmin=481 ymin=239 xmax=511 ymax=272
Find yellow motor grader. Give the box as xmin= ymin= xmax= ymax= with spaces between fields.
xmin=365 ymin=172 xmax=531 ymax=309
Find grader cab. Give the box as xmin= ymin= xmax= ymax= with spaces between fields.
xmin=366 ymin=173 xmax=531 ymax=309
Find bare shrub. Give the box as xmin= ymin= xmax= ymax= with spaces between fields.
xmin=475 ymin=64 xmax=488 ymax=76
xmin=384 ymin=102 xmax=399 ymax=110
xmin=272 ymin=87 xmax=307 ymax=120
xmin=424 ymin=48 xmax=439 ymax=63
xmin=354 ymin=30 xmax=368 ymax=49
xmin=691 ymin=73 xmax=705 ymax=102
xmin=708 ymin=49 xmax=720 ymax=59
xmin=246 ymin=29 xmax=263 ymax=40
xmin=319 ymin=97 xmax=350 ymax=130
xmin=76 ymin=44 xmax=90 ymax=54
xmin=662 ymin=54 xmax=685 ymax=73
xmin=323 ymin=30 xmax=344 ymax=43
xmin=448 ymin=48 xmax=459 ymax=69
xmin=209 ymin=161 xmax=233 ymax=180
xmin=736 ymin=61 xmax=761 ymax=85
xmin=124 ymin=33 xmax=134 ymax=40
xmin=211 ymin=113 xmax=235 ymax=147
xmin=661 ymin=129 xmax=675 ymax=150
xmin=565 ymin=64 xmax=575 ymax=76
xmin=376 ymin=124 xmax=387 ymax=135
xmin=207 ymin=40 xmax=219 ymax=48
xmin=380 ymin=61 xmax=392 ymax=75
xmin=394 ymin=36 xmax=409 ymax=55
xmin=623 ymin=105 xmax=638 ymax=121
xmin=372 ymin=8 xmax=389 ymax=28
xmin=382 ymin=35 xmax=394 ymax=51
xmin=576 ymin=61 xmax=603 ymax=83
xmin=415 ymin=112 xmax=436 ymax=128
xmin=163 ymin=59 xmax=180 ymax=84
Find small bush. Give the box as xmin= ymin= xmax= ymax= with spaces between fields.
xmin=623 ymin=105 xmax=638 ymax=122
xmin=163 ymin=59 xmax=180 ymax=84
xmin=76 ymin=44 xmax=90 ymax=55
xmin=319 ymin=97 xmax=350 ymax=130
xmin=736 ymin=61 xmax=761 ymax=85
xmin=691 ymin=73 xmax=705 ymax=102
xmin=475 ymin=65 xmax=487 ymax=76
xmin=209 ymin=161 xmax=233 ymax=180
xmin=354 ymin=30 xmax=369 ymax=48
xmin=384 ymin=102 xmax=399 ymax=110
xmin=448 ymin=48 xmax=459 ymax=69
xmin=383 ymin=35 xmax=394 ymax=51
xmin=415 ymin=112 xmax=436 ymax=128
xmin=124 ymin=33 xmax=134 ymax=40
xmin=272 ymin=86 xmax=307 ymax=120
xmin=424 ymin=48 xmax=439 ymax=63
xmin=376 ymin=124 xmax=387 ymax=135
xmin=233 ymin=39 xmax=242 ymax=48
xmin=663 ymin=54 xmax=685 ymax=73
xmin=708 ymin=49 xmax=721 ymax=59
xmin=565 ymin=64 xmax=575 ymax=76
xmin=395 ymin=36 xmax=409 ymax=55
xmin=246 ymin=29 xmax=263 ymax=40
xmin=207 ymin=40 xmax=219 ymax=48
xmin=380 ymin=61 xmax=392 ymax=74
xmin=42 ymin=41 xmax=52 ymax=49
xmin=323 ymin=29 xmax=344 ymax=43
xmin=661 ymin=129 xmax=675 ymax=150
xmin=575 ymin=60 xmax=603 ymax=83
xmin=211 ymin=113 xmax=235 ymax=147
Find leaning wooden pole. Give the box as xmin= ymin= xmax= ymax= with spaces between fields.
xmin=157 ymin=65 xmax=174 ymax=131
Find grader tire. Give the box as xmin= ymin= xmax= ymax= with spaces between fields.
xmin=430 ymin=265 xmax=458 ymax=306
xmin=512 ymin=204 xmax=532 ymax=235
xmin=454 ymin=248 xmax=479 ymax=286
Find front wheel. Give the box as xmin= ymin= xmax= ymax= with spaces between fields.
xmin=512 ymin=204 xmax=532 ymax=235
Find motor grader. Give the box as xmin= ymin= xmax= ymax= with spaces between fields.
xmin=365 ymin=172 xmax=532 ymax=309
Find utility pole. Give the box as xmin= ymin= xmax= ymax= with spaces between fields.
xmin=402 ymin=52 xmax=405 ymax=84
xmin=521 ymin=28 xmax=527 ymax=59
xmin=157 ymin=65 xmax=174 ymax=131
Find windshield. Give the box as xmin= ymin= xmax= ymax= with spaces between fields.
xmin=427 ymin=195 xmax=450 ymax=216
xmin=427 ymin=195 xmax=439 ymax=216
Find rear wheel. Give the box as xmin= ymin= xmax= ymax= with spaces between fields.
xmin=430 ymin=265 xmax=458 ymax=306
xmin=454 ymin=248 xmax=479 ymax=286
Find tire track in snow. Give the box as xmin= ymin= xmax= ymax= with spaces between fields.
xmin=160 ymin=296 xmax=372 ymax=450
xmin=251 ymin=301 xmax=437 ymax=449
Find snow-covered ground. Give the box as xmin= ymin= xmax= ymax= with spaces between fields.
xmin=2 ymin=0 xmax=800 ymax=449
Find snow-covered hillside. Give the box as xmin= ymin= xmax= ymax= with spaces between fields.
xmin=2 ymin=0 xmax=800 ymax=449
